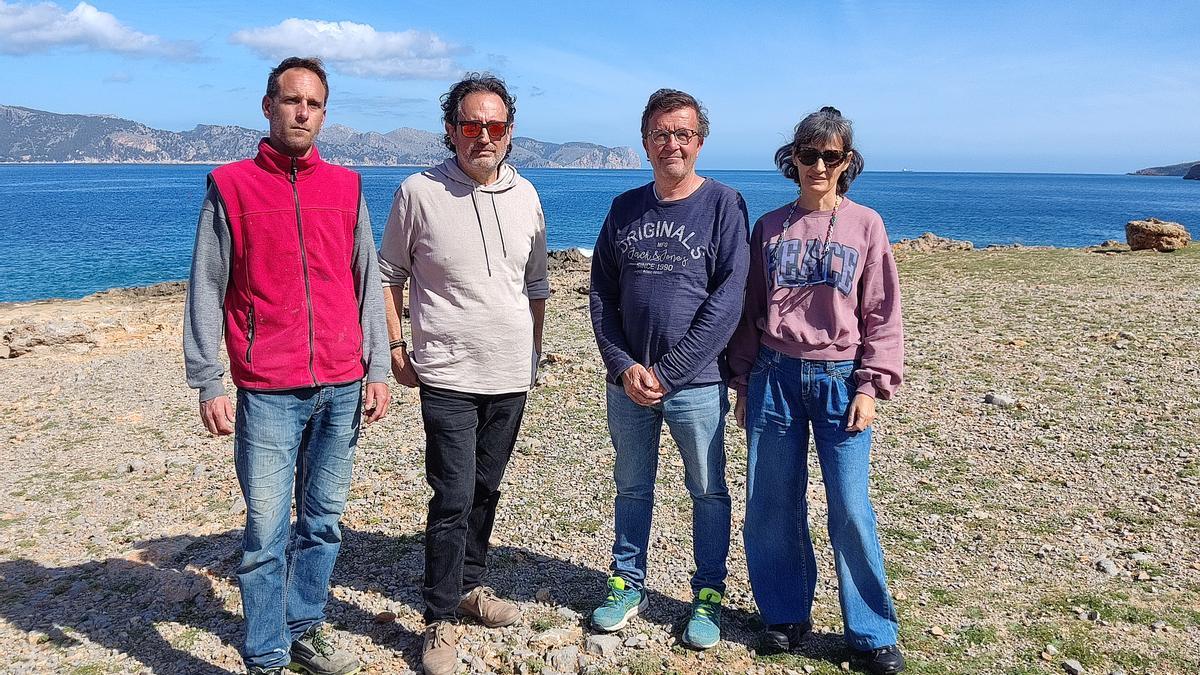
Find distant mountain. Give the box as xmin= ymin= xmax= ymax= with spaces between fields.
xmin=0 ymin=105 xmax=642 ymax=169
xmin=1130 ymin=160 xmax=1200 ymax=177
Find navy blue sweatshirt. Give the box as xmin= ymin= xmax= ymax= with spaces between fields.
xmin=589 ymin=178 xmax=750 ymax=392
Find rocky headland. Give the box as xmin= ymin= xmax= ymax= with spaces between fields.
xmin=0 ymin=105 xmax=642 ymax=169
xmin=1 ymin=244 xmax=1199 ymax=674
xmin=1130 ymin=161 xmax=1200 ymax=178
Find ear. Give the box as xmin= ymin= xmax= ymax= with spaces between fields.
xmin=445 ymin=121 xmax=455 ymax=138
xmin=261 ymin=95 xmax=272 ymax=120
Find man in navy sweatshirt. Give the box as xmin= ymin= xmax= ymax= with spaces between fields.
xmin=588 ymin=89 xmax=749 ymax=649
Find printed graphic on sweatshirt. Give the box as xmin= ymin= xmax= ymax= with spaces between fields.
xmin=616 ymin=220 xmax=707 ymax=275
xmin=767 ymin=237 xmax=860 ymax=296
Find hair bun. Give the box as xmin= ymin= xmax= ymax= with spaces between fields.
xmin=819 ymin=106 xmax=842 ymax=116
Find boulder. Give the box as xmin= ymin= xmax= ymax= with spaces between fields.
xmin=891 ymin=232 xmax=973 ymax=254
xmin=1185 ymin=164 xmax=1200 ymax=180
xmin=546 ymin=248 xmax=591 ymax=271
xmin=1125 ymin=218 xmax=1191 ymax=251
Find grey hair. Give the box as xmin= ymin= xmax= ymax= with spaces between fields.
xmin=640 ymin=88 xmax=710 ymax=139
xmin=775 ymin=106 xmax=864 ymax=195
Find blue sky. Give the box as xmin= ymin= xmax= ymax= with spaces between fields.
xmin=1 ymin=0 xmax=1197 ymax=172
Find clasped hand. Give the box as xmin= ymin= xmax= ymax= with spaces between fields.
xmin=622 ymin=363 xmax=665 ymax=406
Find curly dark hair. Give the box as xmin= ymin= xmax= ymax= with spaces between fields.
xmin=775 ymin=106 xmax=864 ymax=196
xmin=440 ymin=73 xmax=516 ymax=154
xmin=266 ymin=57 xmax=329 ymax=104
xmin=639 ymin=88 xmax=710 ymax=139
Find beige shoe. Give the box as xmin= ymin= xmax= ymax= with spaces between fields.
xmin=421 ymin=622 xmax=458 ymax=675
xmin=458 ymin=586 xmax=520 ymax=628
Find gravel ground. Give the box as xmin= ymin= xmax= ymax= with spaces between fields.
xmin=1 ymin=246 xmax=1198 ymax=675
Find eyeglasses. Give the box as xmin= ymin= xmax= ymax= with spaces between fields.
xmin=457 ymin=120 xmax=511 ymax=138
xmin=794 ymin=147 xmax=849 ymax=167
xmin=647 ymin=128 xmax=701 ymax=146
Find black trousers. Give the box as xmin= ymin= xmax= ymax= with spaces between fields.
xmin=419 ymin=384 xmax=527 ymax=623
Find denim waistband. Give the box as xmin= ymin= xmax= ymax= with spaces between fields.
xmin=758 ymin=345 xmax=855 ymax=373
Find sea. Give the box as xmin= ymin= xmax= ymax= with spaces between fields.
xmin=0 ymin=164 xmax=1197 ymax=302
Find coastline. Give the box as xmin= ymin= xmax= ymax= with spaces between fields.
xmin=0 ymin=240 xmax=1145 ymax=306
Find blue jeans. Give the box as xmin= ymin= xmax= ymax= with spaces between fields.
xmin=234 ymin=383 xmax=361 ymax=669
xmin=743 ymin=348 xmax=898 ymax=650
xmin=607 ymin=382 xmax=731 ymax=595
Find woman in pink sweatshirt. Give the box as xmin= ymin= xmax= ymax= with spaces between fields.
xmin=727 ymin=107 xmax=905 ymax=675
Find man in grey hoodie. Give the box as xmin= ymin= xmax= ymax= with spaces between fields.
xmin=377 ymin=73 xmax=549 ymax=675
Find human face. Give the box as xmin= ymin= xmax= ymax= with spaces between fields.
xmin=643 ymin=106 xmax=704 ymax=183
xmin=795 ymin=137 xmax=851 ymax=199
xmin=262 ymin=68 xmax=327 ymax=157
xmin=446 ymin=92 xmax=511 ymax=184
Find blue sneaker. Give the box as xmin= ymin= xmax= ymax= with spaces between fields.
xmin=591 ymin=576 xmax=647 ymax=632
xmin=682 ymin=588 xmax=722 ymax=649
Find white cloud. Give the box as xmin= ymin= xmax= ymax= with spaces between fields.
xmin=231 ymin=18 xmax=464 ymax=80
xmin=0 ymin=0 xmax=197 ymax=58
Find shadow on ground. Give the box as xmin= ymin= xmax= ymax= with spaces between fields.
xmin=0 ymin=525 xmax=825 ymax=673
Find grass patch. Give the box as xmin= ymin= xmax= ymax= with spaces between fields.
xmin=1041 ymin=591 xmax=1158 ymax=626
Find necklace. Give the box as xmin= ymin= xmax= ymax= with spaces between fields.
xmin=783 ymin=195 xmax=842 ymax=262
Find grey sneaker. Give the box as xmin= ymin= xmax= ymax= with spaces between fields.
xmin=288 ymin=624 xmax=360 ymax=675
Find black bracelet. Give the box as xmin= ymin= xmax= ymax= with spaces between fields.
xmin=389 ymin=339 xmax=407 ymax=351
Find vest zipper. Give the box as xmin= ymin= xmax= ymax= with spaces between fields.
xmin=245 ymin=305 xmax=255 ymax=363
xmin=291 ymin=158 xmax=318 ymax=386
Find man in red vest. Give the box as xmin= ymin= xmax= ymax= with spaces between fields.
xmin=184 ymin=56 xmax=390 ymax=675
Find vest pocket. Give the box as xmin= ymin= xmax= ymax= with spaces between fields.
xmin=245 ymin=305 xmax=256 ymax=363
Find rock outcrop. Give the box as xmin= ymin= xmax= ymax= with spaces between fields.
xmin=1125 ymin=218 xmax=1191 ymax=251
xmin=546 ymin=248 xmax=591 ymax=271
xmin=0 ymin=105 xmax=642 ymax=169
xmin=891 ymin=232 xmax=974 ymax=254
xmin=1185 ymin=164 xmax=1200 ymax=180
xmin=1131 ymin=160 xmax=1200 ymax=176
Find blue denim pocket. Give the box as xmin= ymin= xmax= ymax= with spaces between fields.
xmin=815 ymin=361 xmax=857 ymax=420
xmin=749 ymin=346 xmax=775 ymax=377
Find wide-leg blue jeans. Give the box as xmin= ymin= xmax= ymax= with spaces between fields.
xmin=743 ymin=347 xmax=899 ymax=650
xmin=234 ymin=382 xmax=361 ymax=669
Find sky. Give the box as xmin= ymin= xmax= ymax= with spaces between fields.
xmin=1 ymin=0 xmax=1197 ymax=173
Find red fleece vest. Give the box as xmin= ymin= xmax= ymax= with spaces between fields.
xmin=210 ymin=140 xmax=365 ymax=391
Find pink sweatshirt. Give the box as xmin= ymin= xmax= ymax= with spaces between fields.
xmin=728 ymin=197 xmax=904 ymax=399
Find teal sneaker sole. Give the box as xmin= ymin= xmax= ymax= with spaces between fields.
xmin=591 ymin=593 xmax=649 ymax=632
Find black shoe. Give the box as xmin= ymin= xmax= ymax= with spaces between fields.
xmin=760 ymin=621 xmax=813 ymax=654
xmin=245 ymin=668 xmax=283 ymax=675
xmin=857 ymin=644 xmax=906 ymax=674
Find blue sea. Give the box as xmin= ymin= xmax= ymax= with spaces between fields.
xmin=0 ymin=164 xmax=1197 ymax=302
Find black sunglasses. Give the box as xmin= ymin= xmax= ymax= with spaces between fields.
xmin=795 ymin=147 xmax=849 ymax=167
xmin=457 ymin=120 xmax=511 ymax=138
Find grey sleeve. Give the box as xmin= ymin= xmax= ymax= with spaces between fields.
xmin=183 ymin=180 xmax=231 ymax=402
xmin=525 ymin=203 xmax=550 ymax=300
xmin=378 ymin=186 xmax=412 ymax=287
xmin=353 ymin=193 xmax=390 ymax=384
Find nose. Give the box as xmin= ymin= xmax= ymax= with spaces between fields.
xmin=295 ymin=102 xmax=309 ymax=121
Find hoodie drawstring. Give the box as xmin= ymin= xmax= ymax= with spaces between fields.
xmin=469 ymin=190 xmax=493 ymax=277
xmin=491 ymin=193 xmax=508 ymax=257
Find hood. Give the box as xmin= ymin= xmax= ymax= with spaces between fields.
xmin=433 ymin=157 xmax=519 ymax=194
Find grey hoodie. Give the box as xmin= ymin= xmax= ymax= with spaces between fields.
xmin=378 ymin=158 xmax=549 ymax=394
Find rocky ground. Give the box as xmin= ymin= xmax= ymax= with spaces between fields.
xmin=1 ymin=246 xmax=1198 ymax=675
